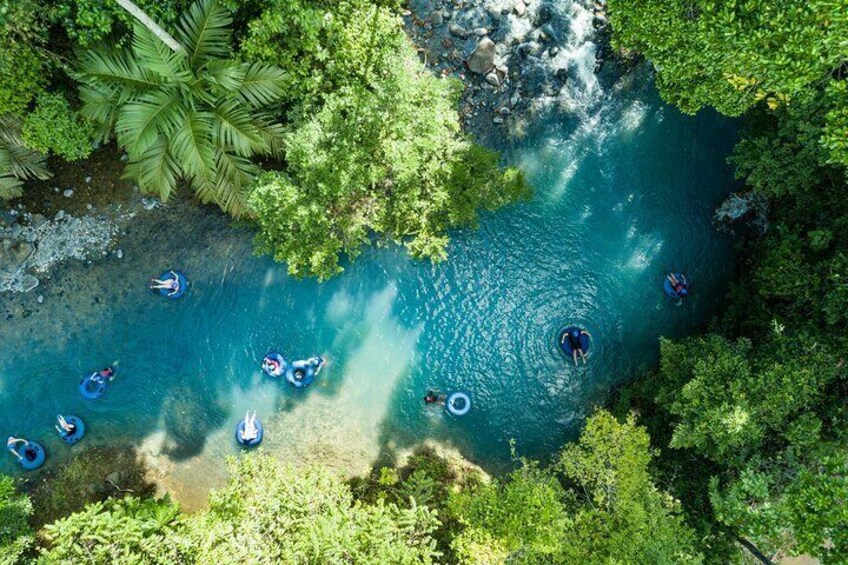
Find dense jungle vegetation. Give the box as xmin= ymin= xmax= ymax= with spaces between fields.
xmin=1 ymin=0 xmax=846 ymax=563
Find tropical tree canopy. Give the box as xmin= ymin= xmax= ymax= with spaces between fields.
xmin=75 ymin=0 xmax=287 ymax=216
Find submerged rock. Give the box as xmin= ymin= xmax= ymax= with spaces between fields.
xmin=21 ymin=275 xmax=39 ymax=292
xmin=715 ymin=191 xmax=769 ymax=234
xmin=449 ymin=23 xmax=469 ymax=38
xmin=467 ymin=38 xmax=496 ymax=74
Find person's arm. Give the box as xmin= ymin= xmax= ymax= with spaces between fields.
xmin=582 ymin=330 xmax=592 ymax=338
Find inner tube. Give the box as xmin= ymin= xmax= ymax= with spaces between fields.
xmin=235 ymin=418 xmax=263 ymax=447
xmin=16 ymin=441 xmax=46 ymax=470
xmin=285 ymin=357 xmax=323 ymax=388
xmin=558 ymin=327 xmax=590 ymax=357
xmin=261 ymin=352 xmax=287 ymax=378
xmin=663 ymin=273 xmax=690 ymax=299
xmin=58 ymin=416 xmax=86 ymax=444
xmin=446 ymin=392 xmax=472 ymax=416
xmin=155 ymin=270 xmax=187 ymax=299
xmin=79 ymin=373 xmax=108 ymax=400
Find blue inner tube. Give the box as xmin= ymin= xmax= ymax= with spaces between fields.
xmin=155 ymin=270 xmax=187 ymax=299
xmin=262 ymin=352 xmax=287 ymax=378
xmin=235 ymin=419 xmax=263 ymax=447
xmin=558 ymin=327 xmax=590 ymax=357
xmin=58 ymin=416 xmax=86 ymax=444
xmin=16 ymin=441 xmax=46 ymax=470
xmin=286 ymin=358 xmax=323 ymax=388
xmin=79 ymin=373 xmax=108 ymax=400
xmin=446 ymin=392 xmax=472 ymax=416
xmin=663 ymin=273 xmax=690 ymax=299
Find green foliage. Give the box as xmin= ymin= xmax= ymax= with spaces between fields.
xmin=0 ymin=476 xmax=33 ymax=565
xmin=655 ymin=335 xmax=841 ymax=465
xmin=75 ymin=0 xmax=287 ymax=216
xmin=22 ymin=94 xmax=96 ymax=161
xmin=446 ymin=411 xmax=700 ymax=564
xmin=448 ymin=462 xmax=571 ymax=561
xmin=38 ymin=496 xmax=186 ymax=564
xmin=558 ymin=411 xmax=702 ymax=564
xmin=188 ymin=453 xmax=440 ymax=563
xmin=0 ymin=0 xmax=49 ymax=116
xmin=240 ymin=0 xmax=406 ymax=109
xmin=54 ymin=0 xmax=189 ymax=48
xmin=0 ymin=115 xmax=51 ymax=199
xmin=249 ymin=33 xmax=528 ymax=279
xmin=710 ymin=444 xmax=848 ymax=563
xmin=607 ymin=0 xmax=848 ymax=166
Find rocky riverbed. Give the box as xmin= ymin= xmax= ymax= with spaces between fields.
xmin=402 ymin=0 xmax=613 ymax=143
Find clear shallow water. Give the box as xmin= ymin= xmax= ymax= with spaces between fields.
xmin=1 ymin=62 xmax=738 ymax=506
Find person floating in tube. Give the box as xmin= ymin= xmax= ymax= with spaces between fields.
xmin=91 ymin=367 xmax=115 ymax=385
xmin=240 ymin=411 xmax=259 ymax=443
xmin=6 ymin=437 xmax=28 ymax=461
xmin=55 ymin=415 xmax=77 ymax=437
xmin=423 ymin=390 xmax=446 ymax=406
xmin=262 ymin=355 xmax=282 ymax=377
xmin=562 ymin=328 xmax=592 ymax=367
xmin=149 ymin=271 xmax=181 ymax=297
xmin=666 ymin=272 xmax=689 ymax=298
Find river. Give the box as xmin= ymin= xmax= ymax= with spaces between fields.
xmin=0 ymin=2 xmax=738 ymax=509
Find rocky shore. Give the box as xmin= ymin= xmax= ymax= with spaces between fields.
xmin=403 ymin=0 xmax=611 ymax=143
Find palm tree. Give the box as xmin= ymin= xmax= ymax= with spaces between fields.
xmin=0 ymin=115 xmax=51 ymax=199
xmin=75 ymin=0 xmax=286 ymax=216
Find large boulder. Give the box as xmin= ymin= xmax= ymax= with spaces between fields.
xmin=467 ymin=38 xmax=496 ymax=74
xmin=0 ymin=240 xmax=34 ymax=271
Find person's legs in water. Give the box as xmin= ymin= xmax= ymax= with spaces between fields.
xmin=572 ymin=349 xmax=579 ymax=367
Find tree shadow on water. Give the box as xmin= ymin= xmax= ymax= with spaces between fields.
xmin=161 ymin=386 xmax=227 ymax=461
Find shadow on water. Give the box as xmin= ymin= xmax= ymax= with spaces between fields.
xmin=162 ymin=386 xmax=227 ymax=461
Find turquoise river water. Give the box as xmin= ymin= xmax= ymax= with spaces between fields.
xmin=0 ymin=64 xmax=738 ymax=505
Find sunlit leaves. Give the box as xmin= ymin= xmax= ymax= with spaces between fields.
xmin=76 ymin=0 xmax=287 ymax=217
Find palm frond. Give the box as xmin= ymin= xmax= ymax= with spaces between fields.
xmin=205 ymin=59 xmax=245 ymax=92
xmin=176 ymin=0 xmax=232 ymax=69
xmin=249 ymin=112 xmax=287 ymax=158
xmin=0 ymin=116 xmax=50 ymax=198
xmin=116 ymin=89 xmax=184 ymax=157
xmin=169 ymin=109 xmax=215 ymax=182
xmin=76 ymin=48 xmax=161 ymax=102
xmin=132 ymin=23 xmax=188 ymax=79
xmin=212 ymin=100 xmax=266 ymax=156
xmin=123 ymin=138 xmax=180 ymax=201
xmin=0 ymin=175 xmax=24 ymax=200
xmin=237 ymin=63 xmax=287 ymax=108
xmin=0 ymin=115 xmax=24 ymax=146
xmin=78 ymin=85 xmax=121 ymax=142
xmin=7 ymin=145 xmax=51 ymax=180
xmin=193 ymin=149 xmax=252 ymax=216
